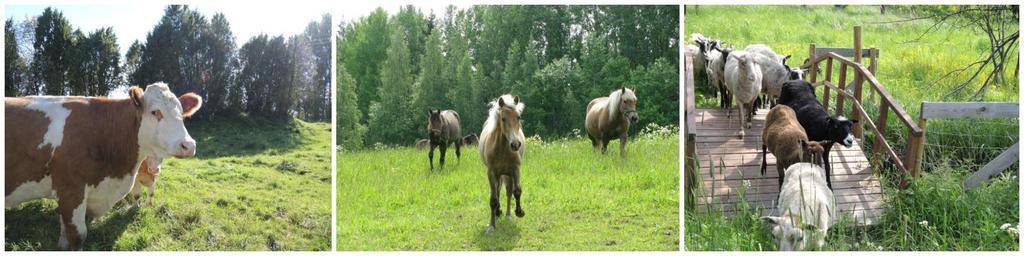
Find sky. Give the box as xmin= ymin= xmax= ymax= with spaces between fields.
xmin=5 ymin=3 xmax=332 ymax=56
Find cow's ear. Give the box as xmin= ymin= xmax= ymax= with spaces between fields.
xmin=179 ymin=93 xmax=203 ymax=118
xmin=129 ymin=86 xmax=145 ymax=109
xmin=513 ymin=95 xmax=520 ymax=104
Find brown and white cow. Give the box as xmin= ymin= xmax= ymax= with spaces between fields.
xmin=128 ymin=156 xmax=162 ymax=207
xmin=5 ymin=82 xmax=201 ymax=250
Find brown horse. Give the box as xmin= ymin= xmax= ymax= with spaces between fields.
xmin=585 ymin=87 xmax=639 ymax=158
xmin=426 ymin=109 xmax=463 ymax=170
xmin=479 ymin=94 xmax=526 ymax=234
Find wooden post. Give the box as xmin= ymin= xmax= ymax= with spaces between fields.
xmin=905 ymin=102 xmax=927 ymax=178
xmin=823 ymin=58 xmax=833 ymax=111
xmin=868 ymin=48 xmax=879 ymax=100
xmin=836 ymin=63 xmax=847 ymax=115
xmin=852 ymin=26 xmax=865 ymax=140
xmin=808 ymin=44 xmax=818 ymax=84
xmin=872 ymin=101 xmax=889 ymax=168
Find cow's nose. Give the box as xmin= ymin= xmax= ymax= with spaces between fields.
xmin=177 ymin=139 xmax=196 ymax=158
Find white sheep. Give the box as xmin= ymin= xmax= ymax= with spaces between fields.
xmin=762 ymin=162 xmax=836 ymax=251
xmin=745 ymin=44 xmax=787 ymax=65
xmin=755 ymin=53 xmax=793 ymax=107
xmin=724 ymin=50 xmax=762 ymax=138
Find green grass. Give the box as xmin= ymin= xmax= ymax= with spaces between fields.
xmin=337 ymin=127 xmax=679 ymax=250
xmin=5 ymin=116 xmax=332 ymax=251
xmin=684 ymin=5 xmax=1019 ymax=251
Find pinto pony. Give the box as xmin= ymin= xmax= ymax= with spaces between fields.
xmin=585 ymin=87 xmax=639 ymax=158
xmin=479 ymin=95 xmax=526 ymax=234
xmin=426 ymin=109 xmax=463 ymax=170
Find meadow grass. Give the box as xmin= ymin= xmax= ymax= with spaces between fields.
xmin=684 ymin=5 xmax=1019 ymax=251
xmin=5 ymin=116 xmax=332 ymax=251
xmin=337 ymin=127 xmax=679 ymax=250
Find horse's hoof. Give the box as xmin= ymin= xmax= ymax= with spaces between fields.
xmin=485 ymin=226 xmax=495 ymax=234
xmin=505 ymin=214 xmax=513 ymax=221
xmin=515 ymin=209 xmax=525 ymax=218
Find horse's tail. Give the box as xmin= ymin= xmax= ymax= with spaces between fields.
xmin=449 ymin=110 xmax=461 ymax=121
xmin=416 ymin=139 xmax=430 ymax=150
xmin=462 ymin=133 xmax=479 ymax=145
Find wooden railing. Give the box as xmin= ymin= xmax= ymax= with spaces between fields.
xmin=684 ymin=49 xmax=698 ymax=206
xmin=806 ymin=26 xmax=925 ymax=180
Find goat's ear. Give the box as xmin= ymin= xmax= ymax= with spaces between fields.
xmin=498 ymin=98 xmax=506 ymax=108
xmin=513 ymin=95 xmax=520 ymax=104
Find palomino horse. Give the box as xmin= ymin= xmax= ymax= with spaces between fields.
xmin=585 ymin=87 xmax=639 ymax=158
xmin=426 ymin=109 xmax=463 ymax=170
xmin=479 ymin=94 xmax=526 ymax=234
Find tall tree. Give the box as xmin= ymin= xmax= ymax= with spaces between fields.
xmin=394 ymin=5 xmax=428 ymax=76
xmin=33 ymin=7 xmax=74 ymax=95
xmin=413 ymin=29 xmax=448 ymax=112
xmin=337 ymin=64 xmax=365 ymax=150
xmin=81 ymin=27 xmax=121 ymax=96
xmin=203 ymin=13 xmax=237 ymax=118
xmin=339 ymin=8 xmax=390 ymax=122
xmin=5 ymin=19 xmax=28 ymax=96
xmin=367 ymin=23 xmax=417 ymax=146
xmin=123 ymin=40 xmax=144 ymax=86
xmin=301 ymin=13 xmax=333 ymax=121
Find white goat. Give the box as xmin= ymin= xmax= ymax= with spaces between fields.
xmin=762 ymin=162 xmax=836 ymax=251
xmin=724 ymin=50 xmax=762 ymax=138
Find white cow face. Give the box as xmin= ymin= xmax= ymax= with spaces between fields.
xmin=132 ymin=83 xmax=202 ymax=159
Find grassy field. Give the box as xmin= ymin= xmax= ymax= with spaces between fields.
xmin=337 ymin=126 xmax=679 ymax=250
xmin=5 ymin=116 xmax=332 ymax=251
xmin=684 ymin=5 xmax=1019 ymax=251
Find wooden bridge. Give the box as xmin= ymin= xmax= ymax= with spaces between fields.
xmin=689 ymin=107 xmax=884 ymax=224
xmin=685 ymin=26 xmax=926 ymax=226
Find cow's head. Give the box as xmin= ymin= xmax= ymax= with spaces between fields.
xmin=130 ymin=83 xmax=202 ymax=159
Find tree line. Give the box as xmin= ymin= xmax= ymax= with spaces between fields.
xmin=5 ymin=5 xmax=332 ymax=122
xmin=337 ymin=5 xmax=679 ymax=149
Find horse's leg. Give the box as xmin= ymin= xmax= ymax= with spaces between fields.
xmin=428 ymin=143 xmax=437 ymax=170
xmin=504 ymin=175 xmax=513 ymax=220
xmin=512 ymin=171 xmax=525 ymax=218
xmin=439 ymin=143 xmax=448 ymax=169
xmin=601 ymin=138 xmax=610 ymax=154
xmin=618 ymin=133 xmax=628 ymax=158
xmin=486 ymin=173 xmax=500 ymax=234
xmin=455 ymin=140 xmax=462 ymax=162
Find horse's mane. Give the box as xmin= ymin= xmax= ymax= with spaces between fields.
xmin=608 ymin=89 xmax=622 ymax=120
xmin=483 ymin=94 xmax=524 ymax=137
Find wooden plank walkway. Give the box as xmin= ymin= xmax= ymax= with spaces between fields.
xmin=692 ymin=107 xmax=884 ymax=225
